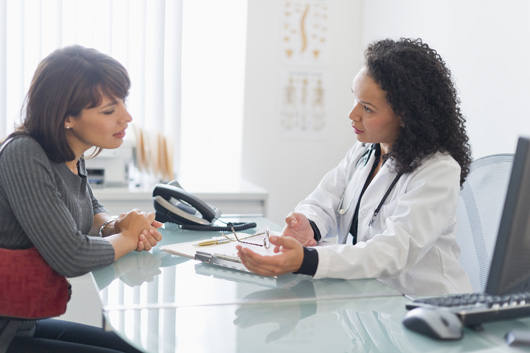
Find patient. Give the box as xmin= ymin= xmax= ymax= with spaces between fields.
xmin=0 ymin=45 xmax=160 ymax=352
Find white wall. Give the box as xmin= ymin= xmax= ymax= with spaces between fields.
xmin=242 ymin=0 xmax=362 ymax=224
xmin=360 ymin=0 xmax=530 ymax=159
xmin=242 ymin=0 xmax=530 ymax=225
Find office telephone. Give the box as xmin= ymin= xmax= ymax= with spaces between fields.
xmin=152 ymin=181 xmax=256 ymax=231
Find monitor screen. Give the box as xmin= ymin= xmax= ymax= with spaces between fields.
xmin=486 ymin=136 xmax=530 ymax=295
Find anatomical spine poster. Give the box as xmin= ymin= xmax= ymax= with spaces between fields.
xmin=278 ymin=0 xmax=330 ymax=139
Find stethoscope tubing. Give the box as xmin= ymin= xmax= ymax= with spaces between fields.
xmin=337 ymin=144 xmax=402 ymax=226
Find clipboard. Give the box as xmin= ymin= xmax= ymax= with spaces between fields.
xmin=160 ymin=230 xmax=275 ymax=273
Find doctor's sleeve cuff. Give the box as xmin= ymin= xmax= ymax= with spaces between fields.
xmin=294 ymin=247 xmax=319 ymax=276
xmin=309 ymin=219 xmax=321 ymax=242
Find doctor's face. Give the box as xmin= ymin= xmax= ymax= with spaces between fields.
xmin=348 ymin=67 xmax=402 ymax=154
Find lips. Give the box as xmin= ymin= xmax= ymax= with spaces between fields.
xmin=113 ymin=130 xmax=126 ymax=139
xmin=353 ymin=126 xmax=363 ymax=134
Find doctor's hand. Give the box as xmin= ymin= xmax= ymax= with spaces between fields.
xmin=236 ymin=236 xmax=304 ymax=277
xmin=282 ymin=212 xmax=317 ymax=247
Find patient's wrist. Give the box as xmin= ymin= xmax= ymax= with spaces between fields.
xmin=99 ymin=219 xmax=117 ymax=237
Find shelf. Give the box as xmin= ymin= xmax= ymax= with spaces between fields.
xmin=91 ymin=179 xmax=268 ymax=217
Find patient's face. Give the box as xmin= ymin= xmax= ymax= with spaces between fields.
xmin=65 ymin=94 xmax=132 ymax=156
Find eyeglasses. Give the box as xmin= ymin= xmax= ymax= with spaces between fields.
xmin=223 ymin=224 xmax=270 ymax=249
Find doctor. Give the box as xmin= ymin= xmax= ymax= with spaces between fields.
xmin=237 ymin=38 xmax=473 ymax=296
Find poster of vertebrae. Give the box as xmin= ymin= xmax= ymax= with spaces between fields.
xmin=279 ymin=0 xmax=330 ymax=138
xmin=281 ymin=0 xmax=329 ymax=64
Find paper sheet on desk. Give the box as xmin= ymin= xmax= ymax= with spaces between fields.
xmin=160 ymin=230 xmax=276 ymax=261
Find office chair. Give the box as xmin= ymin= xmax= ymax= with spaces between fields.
xmin=455 ymin=153 xmax=514 ymax=292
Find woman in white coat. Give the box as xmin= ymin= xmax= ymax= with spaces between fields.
xmin=237 ymin=38 xmax=473 ymax=296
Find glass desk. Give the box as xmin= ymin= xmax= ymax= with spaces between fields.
xmin=91 ymin=217 xmax=530 ymax=352
xmin=100 ymin=296 xmax=530 ymax=353
xmin=92 ymin=218 xmax=401 ymax=309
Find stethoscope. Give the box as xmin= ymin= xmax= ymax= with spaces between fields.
xmin=337 ymin=144 xmax=403 ymax=226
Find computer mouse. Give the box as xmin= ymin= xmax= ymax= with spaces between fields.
xmin=402 ymin=307 xmax=463 ymax=340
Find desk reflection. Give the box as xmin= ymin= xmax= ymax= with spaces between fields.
xmin=97 ymin=254 xmax=509 ymax=353
xmin=103 ymin=294 xmax=498 ymax=353
xmin=92 ymin=249 xmax=188 ymax=290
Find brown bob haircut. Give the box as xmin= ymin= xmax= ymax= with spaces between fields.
xmin=12 ymin=45 xmax=130 ymax=163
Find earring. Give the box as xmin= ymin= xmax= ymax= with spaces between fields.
xmin=65 ymin=126 xmax=71 ymax=129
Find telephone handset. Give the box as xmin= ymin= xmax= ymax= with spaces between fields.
xmin=153 ymin=181 xmax=220 ymax=226
xmin=152 ymin=181 xmax=256 ymax=232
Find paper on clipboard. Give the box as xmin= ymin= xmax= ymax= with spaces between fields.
xmin=160 ymin=230 xmax=276 ymax=273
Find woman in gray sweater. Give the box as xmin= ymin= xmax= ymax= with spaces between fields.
xmin=0 ymin=45 xmax=161 ymax=352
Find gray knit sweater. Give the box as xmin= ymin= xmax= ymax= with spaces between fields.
xmin=0 ymin=135 xmax=117 ymax=338
xmin=0 ymin=135 xmax=116 ymax=275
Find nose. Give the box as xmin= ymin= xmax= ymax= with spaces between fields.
xmin=118 ymin=102 xmax=133 ymax=123
xmin=124 ymin=110 xmax=133 ymax=123
xmin=349 ymin=102 xmax=362 ymax=122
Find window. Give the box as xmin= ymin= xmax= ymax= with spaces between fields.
xmin=0 ymin=0 xmax=247 ymax=186
xmin=179 ymin=0 xmax=247 ymax=188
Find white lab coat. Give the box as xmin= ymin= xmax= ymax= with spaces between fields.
xmin=295 ymin=142 xmax=473 ymax=296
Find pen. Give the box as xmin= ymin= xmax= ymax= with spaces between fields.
xmin=197 ymin=238 xmax=231 ymax=246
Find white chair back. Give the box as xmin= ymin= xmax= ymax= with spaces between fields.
xmin=455 ymin=154 xmax=514 ymax=292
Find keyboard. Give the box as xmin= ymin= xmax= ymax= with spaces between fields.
xmin=406 ymin=292 xmax=530 ymax=327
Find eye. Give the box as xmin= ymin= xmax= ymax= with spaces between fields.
xmin=103 ymin=109 xmax=115 ymax=115
xmin=363 ymin=105 xmax=373 ymax=113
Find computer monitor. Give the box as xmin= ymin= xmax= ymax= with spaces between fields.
xmin=486 ymin=136 xmax=530 ymax=295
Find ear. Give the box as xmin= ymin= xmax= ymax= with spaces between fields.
xmin=64 ymin=116 xmax=73 ymax=130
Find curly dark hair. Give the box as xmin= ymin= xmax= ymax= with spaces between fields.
xmin=365 ymin=38 xmax=472 ymax=186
